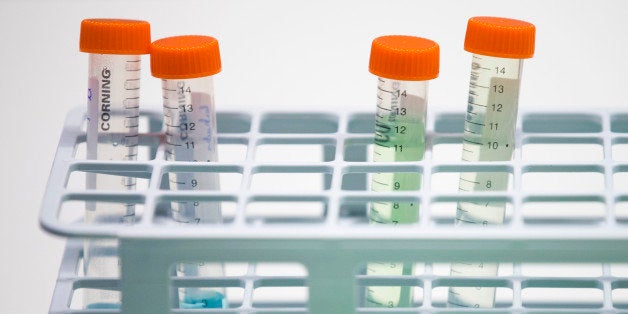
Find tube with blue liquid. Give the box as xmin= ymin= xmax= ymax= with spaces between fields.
xmin=79 ymin=18 xmax=151 ymax=309
xmin=151 ymin=35 xmax=226 ymax=309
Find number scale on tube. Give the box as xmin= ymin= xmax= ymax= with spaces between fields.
xmin=162 ymin=78 xmax=226 ymax=308
xmin=365 ymin=34 xmax=438 ymax=309
xmin=366 ymin=77 xmax=425 ymax=308
xmin=370 ymin=78 xmax=424 ymax=224
xmin=86 ymin=55 xmax=142 ymax=221
xmin=84 ymin=55 xmax=142 ymax=309
xmin=162 ymin=79 xmax=222 ymax=224
xmin=448 ymin=55 xmax=522 ymax=308
xmin=150 ymin=35 xmax=227 ymax=309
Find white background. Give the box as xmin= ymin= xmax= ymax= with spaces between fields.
xmin=1 ymin=0 xmax=628 ymax=312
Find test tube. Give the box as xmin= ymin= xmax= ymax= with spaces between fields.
xmin=447 ymin=17 xmax=535 ymax=308
xmin=79 ymin=18 xmax=150 ymax=309
xmin=150 ymin=35 xmax=226 ymax=308
xmin=366 ymin=35 xmax=439 ymax=308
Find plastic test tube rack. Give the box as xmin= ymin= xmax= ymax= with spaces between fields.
xmin=42 ymin=107 xmax=628 ymax=313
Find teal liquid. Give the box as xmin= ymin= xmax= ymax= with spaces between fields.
xmin=180 ymin=290 xmax=227 ymax=309
xmin=86 ymin=302 xmax=120 ymax=309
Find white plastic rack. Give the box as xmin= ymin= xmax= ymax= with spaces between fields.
xmin=41 ymin=107 xmax=628 ymax=313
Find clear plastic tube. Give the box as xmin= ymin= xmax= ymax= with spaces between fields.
xmin=161 ymin=76 xmax=226 ymax=309
xmin=366 ymin=77 xmax=427 ymax=308
xmin=84 ymin=53 xmax=140 ymax=308
xmin=447 ymin=54 xmax=523 ymax=308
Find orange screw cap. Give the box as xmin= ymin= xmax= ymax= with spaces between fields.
xmin=369 ymin=35 xmax=439 ymax=81
xmin=464 ymin=16 xmax=535 ymax=59
xmin=150 ymin=35 xmax=222 ymax=79
xmin=80 ymin=19 xmax=151 ymax=55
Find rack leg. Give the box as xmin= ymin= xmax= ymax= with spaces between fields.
xmin=119 ymin=239 xmax=172 ymax=314
xmin=307 ymin=259 xmax=356 ymax=314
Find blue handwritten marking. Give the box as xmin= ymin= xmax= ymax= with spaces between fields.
xmin=87 ymin=88 xmax=92 ymax=101
xmin=198 ymin=105 xmax=214 ymax=151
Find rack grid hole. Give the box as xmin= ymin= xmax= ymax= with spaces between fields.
xmin=431 ymin=286 xmax=513 ymax=308
xmin=70 ymin=288 xmax=121 ymax=310
xmin=431 ymin=143 xmax=463 ymax=162
xmin=615 ymin=202 xmax=628 ymax=222
xmin=256 ymin=263 xmax=309 ymax=277
xmin=522 ymin=143 xmax=603 ymax=162
xmin=339 ymin=198 xmax=422 ymax=225
xmin=522 ymin=201 xmax=606 ymax=224
xmin=343 ymin=139 xmax=373 ymax=162
xmin=216 ymin=112 xmax=252 ymax=133
xmin=358 ymin=286 xmax=424 ymax=308
xmin=611 ymin=264 xmax=628 ymax=277
xmin=169 ymin=261 xmax=246 ymax=310
xmin=430 ymin=263 xmax=514 ymax=276
xmin=160 ymin=171 xmax=243 ymax=192
xmin=217 ymin=143 xmax=248 ymax=162
xmin=614 ymin=172 xmax=628 ymax=190
xmin=521 ymin=286 xmax=603 ymax=308
xmin=73 ymin=140 xmax=158 ymax=161
xmin=66 ymin=169 xmax=151 ymax=191
xmin=431 ymin=202 xmax=514 ymax=225
xmin=612 ymin=285 xmax=628 ymax=309
xmin=252 ymin=287 xmax=309 ymax=308
xmin=347 ymin=113 xmax=374 ymax=134
xmin=342 ymin=171 xmax=422 ymax=191
xmin=246 ymin=200 xmax=327 ymax=224
xmin=431 ymin=172 xmax=513 ymax=193
xmin=522 ymin=113 xmax=602 ymax=133
xmin=612 ymin=143 xmax=628 ymax=161
xmin=520 ymin=263 xmax=603 ymax=277
xmin=250 ymin=172 xmax=332 ymax=192
xmin=256 ymin=143 xmax=335 ymax=162
xmin=522 ymin=171 xmax=605 ymax=192
xmin=260 ymin=113 xmax=338 ymax=134
xmin=611 ymin=114 xmax=628 ymax=133
xmin=60 ymin=200 xmax=145 ymax=225
xmin=154 ymin=199 xmax=237 ymax=225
